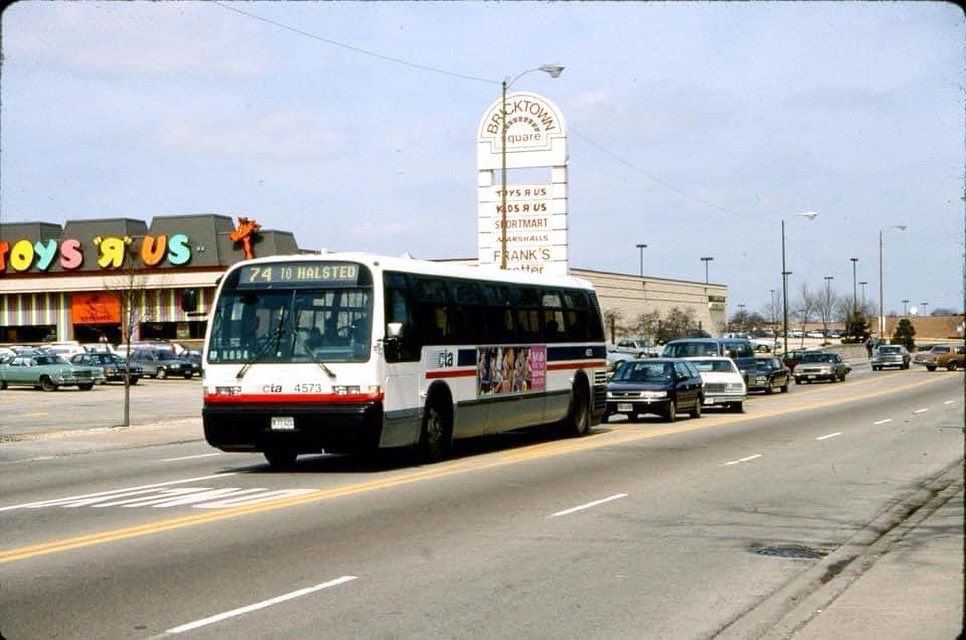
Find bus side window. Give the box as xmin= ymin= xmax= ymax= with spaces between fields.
xmin=384 ymin=275 xmax=419 ymax=362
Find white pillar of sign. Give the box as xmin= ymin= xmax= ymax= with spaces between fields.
xmin=476 ymin=91 xmax=569 ymax=275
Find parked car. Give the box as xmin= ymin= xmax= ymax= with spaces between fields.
xmin=871 ymin=345 xmax=911 ymax=371
xmin=612 ymin=337 xmax=660 ymax=358
xmin=661 ymin=337 xmax=757 ymax=388
xmin=606 ymin=349 xmax=634 ymax=372
xmin=604 ymin=358 xmax=704 ymax=423
xmin=749 ymin=355 xmax=791 ymax=394
xmin=0 ymin=353 xmax=102 ymax=391
xmin=127 ymin=349 xmax=194 ymax=379
xmin=183 ymin=349 xmax=203 ymax=376
xmin=913 ymin=344 xmax=964 ymax=372
xmin=683 ymin=356 xmax=747 ymax=411
xmin=794 ymin=352 xmax=851 ymax=384
xmin=70 ymin=352 xmax=142 ymax=384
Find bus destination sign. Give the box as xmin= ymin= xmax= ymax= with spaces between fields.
xmin=237 ymin=262 xmax=361 ymax=288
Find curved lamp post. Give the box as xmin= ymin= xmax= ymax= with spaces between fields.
xmin=499 ymin=64 xmax=564 ymax=269
xmin=781 ymin=211 xmax=819 ymax=354
xmin=878 ymin=225 xmax=908 ymax=336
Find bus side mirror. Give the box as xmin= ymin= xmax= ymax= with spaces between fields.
xmin=181 ymin=289 xmax=198 ymax=313
xmin=387 ymin=322 xmax=403 ymax=338
xmin=384 ymin=323 xmax=404 ymax=361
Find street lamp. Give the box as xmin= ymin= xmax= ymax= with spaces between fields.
xmin=701 ymin=256 xmax=713 ymax=284
xmin=921 ymin=302 xmax=929 ymax=316
xmin=850 ymin=257 xmax=859 ymax=314
xmin=859 ymin=281 xmax=868 ymax=305
xmin=635 ymin=243 xmax=648 ymax=277
xmin=781 ymin=211 xmax=819 ymax=354
xmin=878 ymin=224 xmax=908 ymax=336
xmin=824 ymin=275 xmax=834 ymax=334
xmin=499 ymin=64 xmax=564 ymax=269
xmin=902 ymin=299 xmax=909 ymax=316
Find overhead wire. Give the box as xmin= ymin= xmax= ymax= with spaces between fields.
xmin=210 ymin=1 xmax=763 ymax=225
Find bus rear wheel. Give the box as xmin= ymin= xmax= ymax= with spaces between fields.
xmin=563 ymin=381 xmax=590 ymax=436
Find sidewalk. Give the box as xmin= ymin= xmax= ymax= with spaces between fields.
xmin=790 ymin=478 xmax=964 ymax=639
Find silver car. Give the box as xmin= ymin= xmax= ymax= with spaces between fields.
xmin=871 ymin=345 xmax=911 ymax=371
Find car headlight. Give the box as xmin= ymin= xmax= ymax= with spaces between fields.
xmin=642 ymin=391 xmax=668 ymax=399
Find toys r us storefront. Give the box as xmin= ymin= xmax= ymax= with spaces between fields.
xmin=0 ymin=214 xmax=300 ymax=344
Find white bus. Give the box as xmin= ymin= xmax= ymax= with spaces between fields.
xmin=195 ymin=252 xmax=608 ymax=467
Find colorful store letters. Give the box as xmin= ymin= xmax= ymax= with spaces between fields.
xmin=0 ymin=234 xmax=191 ymax=273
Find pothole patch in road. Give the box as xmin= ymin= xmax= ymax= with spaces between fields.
xmin=748 ymin=543 xmax=827 ymax=560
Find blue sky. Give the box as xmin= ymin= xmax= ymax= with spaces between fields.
xmin=2 ymin=1 xmax=963 ymax=316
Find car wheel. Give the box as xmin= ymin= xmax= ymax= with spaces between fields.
xmin=663 ymin=399 xmax=677 ymax=423
xmin=794 ymin=378 xmax=801 ymax=385
xmin=40 ymin=376 xmax=58 ymax=392
xmin=183 ymin=372 xmax=193 ymax=380
xmin=130 ymin=377 xmax=140 ymax=385
xmin=263 ymin=448 xmax=298 ymax=469
xmin=155 ymin=367 xmax=167 ymax=380
xmin=690 ymin=398 xmax=701 ymax=419
xmin=601 ymin=413 xmax=610 ymax=424
xmin=730 ymin=401 xmax=744 ymax=413
xmin=765 ymin=383 xmax=774 ymax=395
xmin=780 ymin=383 xmax=789 ymax=393
xmin=948 ymin=362 xmax=959 ymax=371
xmin=0 ymin=380 xmax=6 ymax=390
xmin=926 ymin=365 xmax=936 ymax=372
xmin=78 ymin=383 xmax=94 ymax=391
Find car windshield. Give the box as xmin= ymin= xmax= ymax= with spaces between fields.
xmin=689 ymin=359 xmax=736 ymax=373
xmin=756 ymin=359 xmax=777 ymax=370
xmin=612 ymin=361 xmax=675 ymax=382
xmin=662 ymin=342 xmax=719 ymax=357
xmin=800 ymin=353 xmax=834 ymax=363
xmin=34 ymin=355 xmax=68 ymax=365
xmin=878 ymin=346 xmax=901 ymax=354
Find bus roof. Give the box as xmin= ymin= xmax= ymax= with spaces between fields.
xmin=224 ymin=251 xmax=597 ymax=291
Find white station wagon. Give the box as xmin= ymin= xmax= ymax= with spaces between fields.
xmin=683 ymin=356 xmax=747 ymax=413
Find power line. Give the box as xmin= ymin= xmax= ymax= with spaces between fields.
xmin=211 ymin=1 xmax=496 ymax=85
xmin=212 ymin=1 xmax=768 ymax=224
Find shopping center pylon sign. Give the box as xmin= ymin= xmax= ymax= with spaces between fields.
xmin=476 ymin=92 xmax=569 ymax=276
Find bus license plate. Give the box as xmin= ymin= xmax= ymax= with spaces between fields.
xmin=617 ymin=403 xmax=634 ymax=412
xmin=271 ymin=416 xmax=295 ymax=431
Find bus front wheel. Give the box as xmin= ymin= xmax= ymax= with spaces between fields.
xmin=420 ymin=399 xmax=452 ymax=464
xmin=264 ymin=448 xmax=298 ymax=469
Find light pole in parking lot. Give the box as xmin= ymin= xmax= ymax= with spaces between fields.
xmin=850 ymin=257 xmax=859 ymax=315
xmin=781 ymin=211 xmax=819 ymax=354
xmin=498 ymin=64 xmax=565 ymax=269
xmin=878 ymin=224 xmax=908 ymax=336
xmin=701 ymin=256 xmax=713 ymax=284
xmin=902 ymin=299 xmax=909 ymax=316
xmin=636 ymin=243 xmax=648 ymax=277
xmin=859 ymin=281 xmax=868 ymax=307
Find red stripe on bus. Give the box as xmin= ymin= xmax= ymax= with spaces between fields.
xmin=546 ymin=360 xmax=607 ymax=371
xmin=425 ymin=368 xmax=476 ymax=379
xmin=204 ymin=392 xmax=383 ymax=405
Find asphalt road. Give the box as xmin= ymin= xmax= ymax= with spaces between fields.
xmin=0 ymin=367 xmax=962 ymax=639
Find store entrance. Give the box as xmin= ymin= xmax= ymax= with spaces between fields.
xmin=74 ymin=323 xmax=122 ymax=345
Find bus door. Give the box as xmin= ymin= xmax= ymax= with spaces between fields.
xmin=380 ymin=277 xmax=422 ymax=447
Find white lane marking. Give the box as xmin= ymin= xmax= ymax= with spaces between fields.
xmin=816 ymin=432 xmax=843 ymax=441
xmin=550 ymin=493 xmax=628 ymax=518
xmin=873 ymin=419 xmax=893 ymax=425
xmin=163 ymin=576 xmax=358 ymax=635
xmin=161 ymin=453 xmax=223 ymax=462
xmin=913 ymin=408 xmax=930 ymax=414
xmin=945 ymin=400 xmax=955 ymax=405
xmin=725 ymin=454 xmax=762 ymax=466
xmin=0 ymin=473 xmax=237 ymax=512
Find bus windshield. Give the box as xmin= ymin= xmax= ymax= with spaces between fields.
xmin=207 ymin=285 xmax=373 ymax=365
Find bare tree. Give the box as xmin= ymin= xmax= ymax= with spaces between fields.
xmin=602 ymin=309 xmax=624 ymax=344
xmin=816 ymin=283 xmax=840 ymax=339
xmin=632 ymin=310 xmax=660 ymax=342
xmin=792 ymin=283 xmax=818 ymax=348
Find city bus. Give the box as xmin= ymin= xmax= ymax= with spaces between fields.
xmin=194 ymin=252 xmax=608 ymax=467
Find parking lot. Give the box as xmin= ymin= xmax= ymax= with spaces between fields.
xmin=2 ymin=376 xmax=202 ymax=439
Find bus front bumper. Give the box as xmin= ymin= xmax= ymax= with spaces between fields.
xmin=203 ymin=401 xmax=384 ymax=455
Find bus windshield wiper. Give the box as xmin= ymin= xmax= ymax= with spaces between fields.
xmin=235 ymin=323 xmax=290 ymax=380
xmin=312 ymin=355 xmax=336 ymax=379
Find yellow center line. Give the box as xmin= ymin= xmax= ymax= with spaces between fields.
xmin=0 ymin=374 xmax=952 ymax=564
